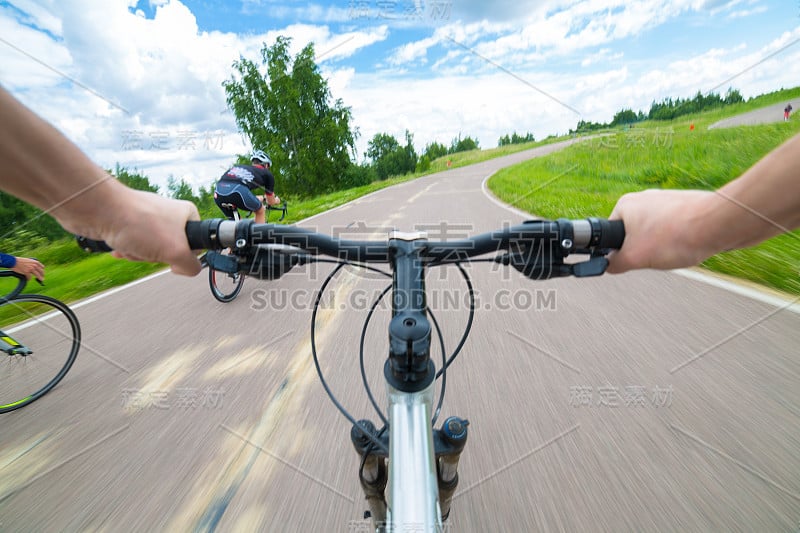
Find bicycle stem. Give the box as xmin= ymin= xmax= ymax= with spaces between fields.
xmin=386 ymin=233 xmax=435 ymax=392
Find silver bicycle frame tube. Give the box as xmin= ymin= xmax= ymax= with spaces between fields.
xmin=385 ymin=380 xmax=442 ymax=532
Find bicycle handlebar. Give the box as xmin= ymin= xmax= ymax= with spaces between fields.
xmin=187 ymin=217 xmax=623 ymax=257
xmin=185 ymin=217 xmax=624 ymax=280
xmin=0 ymin=270 xmax=30 ymax=300
xmin=77 ymin=217 xmax=624 ymax=279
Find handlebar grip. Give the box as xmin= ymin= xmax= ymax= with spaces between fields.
xmin=76 ymin=236 xmax=113 ymax=253
xmin=186 ymin=219 xmax=225 ymax=250
xmin=186 ymin=220 xmax=207 ymax=250
xmin=599 ymin=219 xmax=625 ymax=249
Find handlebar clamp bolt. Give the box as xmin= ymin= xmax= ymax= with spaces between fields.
xmin=236 ymin=238 xmax=247 ymax=249
xmin=561 ymin=238 xmax=573 ymax=250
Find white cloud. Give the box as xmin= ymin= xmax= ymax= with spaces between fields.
xmin=471 ymin=0 xmax=697 ymax=63
xmin=1 ymin=0 xmax=388 ymax=191
xmin=639 ymin=28 xmax=800 ymax=100
xmin=387 ymin=35 xmax=439 ymax=66
xmin=3 ymin=0 xmax=795 ymax=196
xmin=581 ymin=48 xmax=624 ymax=67
xmin=1 ymin=0 xmax=62 ymax=35
xmin=342 ymin=21 xmax=800 ymax=160
xmin=289 ymin=24 xmax=390 ymax=62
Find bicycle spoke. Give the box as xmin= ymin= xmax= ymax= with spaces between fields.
xmin=0 ymin=295 xmax=80 ymax=413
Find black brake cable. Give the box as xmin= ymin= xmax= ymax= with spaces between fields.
xmin=311 ymin=259 xmax=391 ymax=455
xmin=310 ymin=260 xmax=391 ymax=454
xmin=359 ymin=283 xmax=392 ymax=427
xmin=356 ymin=274 xmax=451 ymax=424
xmin=427 ymin=306 xmax=447 ymax=425
xmin=431 ymin=261 xmax=476 ymax=379
xmin=310 ymin=256 xmax=479 ymax=453
xmin=356 ymin=280 xmax=450 ymax=426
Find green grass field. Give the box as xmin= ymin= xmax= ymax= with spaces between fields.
xmin=8 ymin=87 xmax=800 ymax=303
xmin=488 ymin=116 xmax=800 ymax=296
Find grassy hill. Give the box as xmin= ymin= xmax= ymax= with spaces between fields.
xmin=488 ymin=90 xmax=800 ymax=296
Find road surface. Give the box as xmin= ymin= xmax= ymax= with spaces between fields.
xmin=1 ymin=138 xmax=799 ymax=532
xmin=708 ymin=101 xmax=797 ymax=129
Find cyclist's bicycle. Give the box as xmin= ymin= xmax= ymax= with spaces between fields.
xmin=78 ymin=215 xmax=623 ymax=529
xmin=206 ymin=200 xmax=288 ymax=303
xmin=184 ymin=216 xmax=624 ymax=531
xmin=0 ymin=271 xmax=81 ymax=413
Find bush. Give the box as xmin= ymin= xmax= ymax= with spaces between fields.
xmin=341 ymin=163 xmax=377 ymax=188
xmin=417 ymin=155 xmax=431 ymax=173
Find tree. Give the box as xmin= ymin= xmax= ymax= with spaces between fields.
xmin=423 ymin=141 xmax=448 ymax=160
xmin=367 ymin=130 xmax=417 ymax=179
xmin=724 ymin=87 xmax=744 ymax=105
xmin=196 ymin=182 xmax=219 ymax=218
xmin=112 ymin=164 xmax=159 ymax=193
xmin=401 ymin=130 xmax=418 ymax=175
xmin=167 ymin=176 xmax=198 ymax=203
xmin=498 ymin=132 xmax=535 ymax=146
xmin=341 ymin=163 xmax=377 ymax=188
xmin=223 ymin=36 xmax=357 ymax=196
xmin=610 ymin=109 xmax=639 ymax=127
xmin=449 ymin=134 xmax=479 ymax=153
xmin=0 ymin=191 xmax=67 ymax=249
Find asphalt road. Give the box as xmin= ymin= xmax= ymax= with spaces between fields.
xmin=708 ymin=101 xmax=797 ymax=129
xmin=1 ymin=138 xmax=799 ymax=532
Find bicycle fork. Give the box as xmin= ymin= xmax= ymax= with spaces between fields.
xmin=0 ymin=330 xmax=32 ymax=356
xmin=350 ymin=411 xmax=469 ymax=530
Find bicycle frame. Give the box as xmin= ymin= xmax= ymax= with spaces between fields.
xmin=348 ymin=232 xmax=465 ymax=531
xmin=182 ymin=217 xmax=624 ymax=530
xmin=385 ymin=383 xmax=440 ymax=528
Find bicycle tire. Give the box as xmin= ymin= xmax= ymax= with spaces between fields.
xmin=208 ymin=250 xmax=244 ymax=303
xmin=0 ymin=294 xmax=81 ymax=413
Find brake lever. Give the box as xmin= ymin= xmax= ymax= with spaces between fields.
xmin=204 ymin=251 xmax=240 ymax=273
xmin=496 ymin=248 xmax=610 ymax=279
xmin=570 ymin=256 xmax=609 ymax=277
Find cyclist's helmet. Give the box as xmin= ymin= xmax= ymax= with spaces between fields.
xmin=251 ymin=149 xmax=272 ymax=166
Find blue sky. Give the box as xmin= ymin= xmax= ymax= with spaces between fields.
xmin=1 ymin=0 xmax=798 ymax=192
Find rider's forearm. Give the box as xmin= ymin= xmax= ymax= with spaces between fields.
xmin=700 ymin=133 xmax=800 ymax=255
xmin=0 ymin=86 xmax=126 ymax=233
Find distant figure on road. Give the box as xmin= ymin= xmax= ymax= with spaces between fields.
xmin=784 ymin=103 xmax=792 ymax=121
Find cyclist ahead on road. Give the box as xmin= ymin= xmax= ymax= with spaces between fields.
xmin=214 ymin=149 xmax=282 ymax=224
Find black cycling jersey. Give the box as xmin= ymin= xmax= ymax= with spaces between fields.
xmin=219 ymin=164 xmax=275 ymax=194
